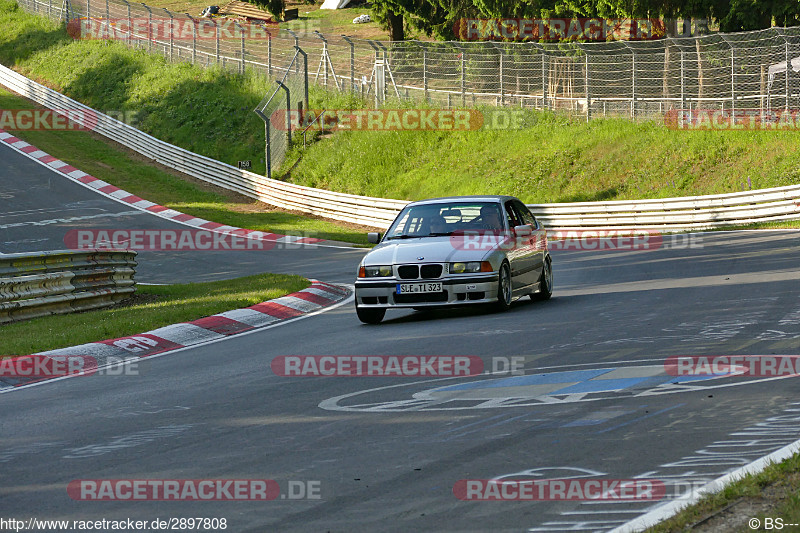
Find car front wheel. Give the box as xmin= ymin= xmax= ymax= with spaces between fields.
xmin=531 ymin=257 xmax=553 ymax=301
xmin=356 ymin=305 xmax=385 ymax=324
xmin=495 ymin=262 xmax=512 ymax=311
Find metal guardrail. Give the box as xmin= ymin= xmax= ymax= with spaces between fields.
xmin=1 ymin=64 xmax=799 ymax=231
xmin=0 ymin=63 xmax=407 ymax=228
xmin=0 ymin=250 xmax=137 ymax=323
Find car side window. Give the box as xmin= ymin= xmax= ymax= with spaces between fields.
xmin=504 ymin=201 xmax=522 ymax=228
xmin=513 ymin=200 xmax=537 ymax=227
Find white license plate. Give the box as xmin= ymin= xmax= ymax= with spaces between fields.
xmin=397 ymin=282 xmax=442 ymax=294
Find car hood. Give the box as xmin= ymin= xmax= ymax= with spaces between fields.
xmin=364 ymin=237 xmax=492 ymax=265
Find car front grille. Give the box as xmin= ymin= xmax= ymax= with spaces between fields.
xmin=420 ymin=264 xmax=442 ymax=279
xmin=397 ymin=264 xmax=443 ymax=280
xmin=397 ymin=265 xmax=419 ymax=279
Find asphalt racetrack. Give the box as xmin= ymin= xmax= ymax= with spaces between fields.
xmin=2 ymin=140 xmax=800 ymax=532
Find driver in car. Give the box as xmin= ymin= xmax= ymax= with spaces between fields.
xmin=429 ymin=215 xmax=448 ymax=235
xmin=478 ymin=205 xmax=504 ymax=231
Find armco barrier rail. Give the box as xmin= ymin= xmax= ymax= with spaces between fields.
xmin=0 ymin=249 xmax=137 ymax=323
xmin=1 ymin=64 xmax=800 ymax=230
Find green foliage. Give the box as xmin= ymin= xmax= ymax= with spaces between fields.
xmin=285 ymin=106 xmax=800 ymax=203
xmin=251 ymin=0 xmax=285 ymax=21
xmin=370 ymin=0 xmax=800 ymax=40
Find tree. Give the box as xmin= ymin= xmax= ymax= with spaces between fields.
xmin=369 ymin=0 xmax=800 ymax=40
xmin=371 ymin=0 xmax=481 ymax=40
xmin=251 ymin=0 xmax=285 ymax=21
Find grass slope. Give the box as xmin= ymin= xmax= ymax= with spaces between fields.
xmin=2 ymin=0 xmax=800 ymax=209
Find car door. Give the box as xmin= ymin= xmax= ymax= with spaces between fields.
xmin=513 ymin=199 xmax=545 ymax=286
xmin=503 ymin=200 xmax=533 ymax=291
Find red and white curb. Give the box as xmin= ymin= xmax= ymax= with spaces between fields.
xmin=0 ymin=129 xmax=348 ymax=248
xmin=0 ymin=280 xmax=351 ymax=391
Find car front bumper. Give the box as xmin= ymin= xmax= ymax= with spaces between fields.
xmin=354 ymin=274 xmax=499 ymax=308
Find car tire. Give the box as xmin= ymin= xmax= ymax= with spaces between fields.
xmin=356 ymin=306 xmax=385 ymax=324
xmin=495 ymin=262 xmax=512 ymax=311
xmin=531 ymin=256 xmax=553 ymax=301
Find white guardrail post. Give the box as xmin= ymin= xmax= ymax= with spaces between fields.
xmin=0 ymin=249 xmax=137 ymax=324
xmin=1 ymin=65 xmax=799 ymax=231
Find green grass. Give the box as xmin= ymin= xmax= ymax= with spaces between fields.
xmin=0 ymin=0 xmax=361 ymax=175
xmin=0 ymin=87 xmax=370 ymax=243
xmin=647 ymin=454 xmax=800 ymax=531
xmin=0 ymin=273 xmax=309 ymax=355
xmin=286 ymin=106 xmax=800 ymax=204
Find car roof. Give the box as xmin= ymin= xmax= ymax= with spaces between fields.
xmin=404 ymin=195 xmax=516 ymax=207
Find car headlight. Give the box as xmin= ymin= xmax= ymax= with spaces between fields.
xmin=358 ymin=265 xmax=393 ymax=278
xmin=449 ymin=261 xmax=493 ymax=274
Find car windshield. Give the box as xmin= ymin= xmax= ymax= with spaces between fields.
xmin=385 ymin=202 xmax=506 ymax=240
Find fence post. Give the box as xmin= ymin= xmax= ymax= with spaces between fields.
xmin=121 ymin=0 xmax=130 ymax=47
xmin=141 ymin=4 xmax=152 ymax=51
xmin=86 ymin=0 xmax=89 ymax=20
xmin=276 ymin=80 xmax=291 ymax=146
xmin=453 ymin=43 xmax=465 ymax=107
xmin=730 ymin=46 xmax=735 ymax=115
xmin=166 ymin=10 xmax=174 ymax=62
xmin=423 ymin=45 xmax=428 ymax=102
xmin=585 ymin=52 xmax=591 ymax=121
xmin=377 ymin=41 xmax=400 ymax=99
xmin=630 ymin=47 xmax=636 ymax=119
xmin=319 ymin=33 xmax=328 ymax=87
xmin=295 ymin=45 xmax=309 ymax=110
xmin=342 ymin=35 xmax=355 ymax=93
xmin=541 ymin=51 xmax=548 ymax=110
xmin=186 ymin=14 xmax=197 ymax=64
xmin=374 ymin=58 xmax=386 ymax=106
xmin=235 ymin=21 xmax=245 ymax=75
xmin=265 ymin=27 xmax=271 ymax=75
xmin=215 ymin=19 xmax=220 ymax=64
xmin=786 ymin=42 xmax=791 ymax=112
xmin=266 ymin=120 xmax=271 ymax=177
xmin=496 ymin=43 xmax=504 ymax=106
xmin=461 ymin=47 xmax=466 ymax=106
xmin=286 ymin=29 xmax=299 ymax=75
xmin=104 ymin=0 xmax=109 ymax=40
xmin=680 ymin=50 xmax=685 ymax=113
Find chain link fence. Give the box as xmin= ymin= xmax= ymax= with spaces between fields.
xmin=254 ymin=46 xmax=308 ymax=176
xmin=17 ymin=0 xmax=800 ymax=122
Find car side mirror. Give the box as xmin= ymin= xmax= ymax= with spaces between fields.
xmin=367 ymin=232 xmax=382 ymax=244
xmin=514 ymin=225 xmax=532 ymax=236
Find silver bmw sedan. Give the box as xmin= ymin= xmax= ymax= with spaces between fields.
xmin=354 ymin=195 xmax=553 ymax=324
